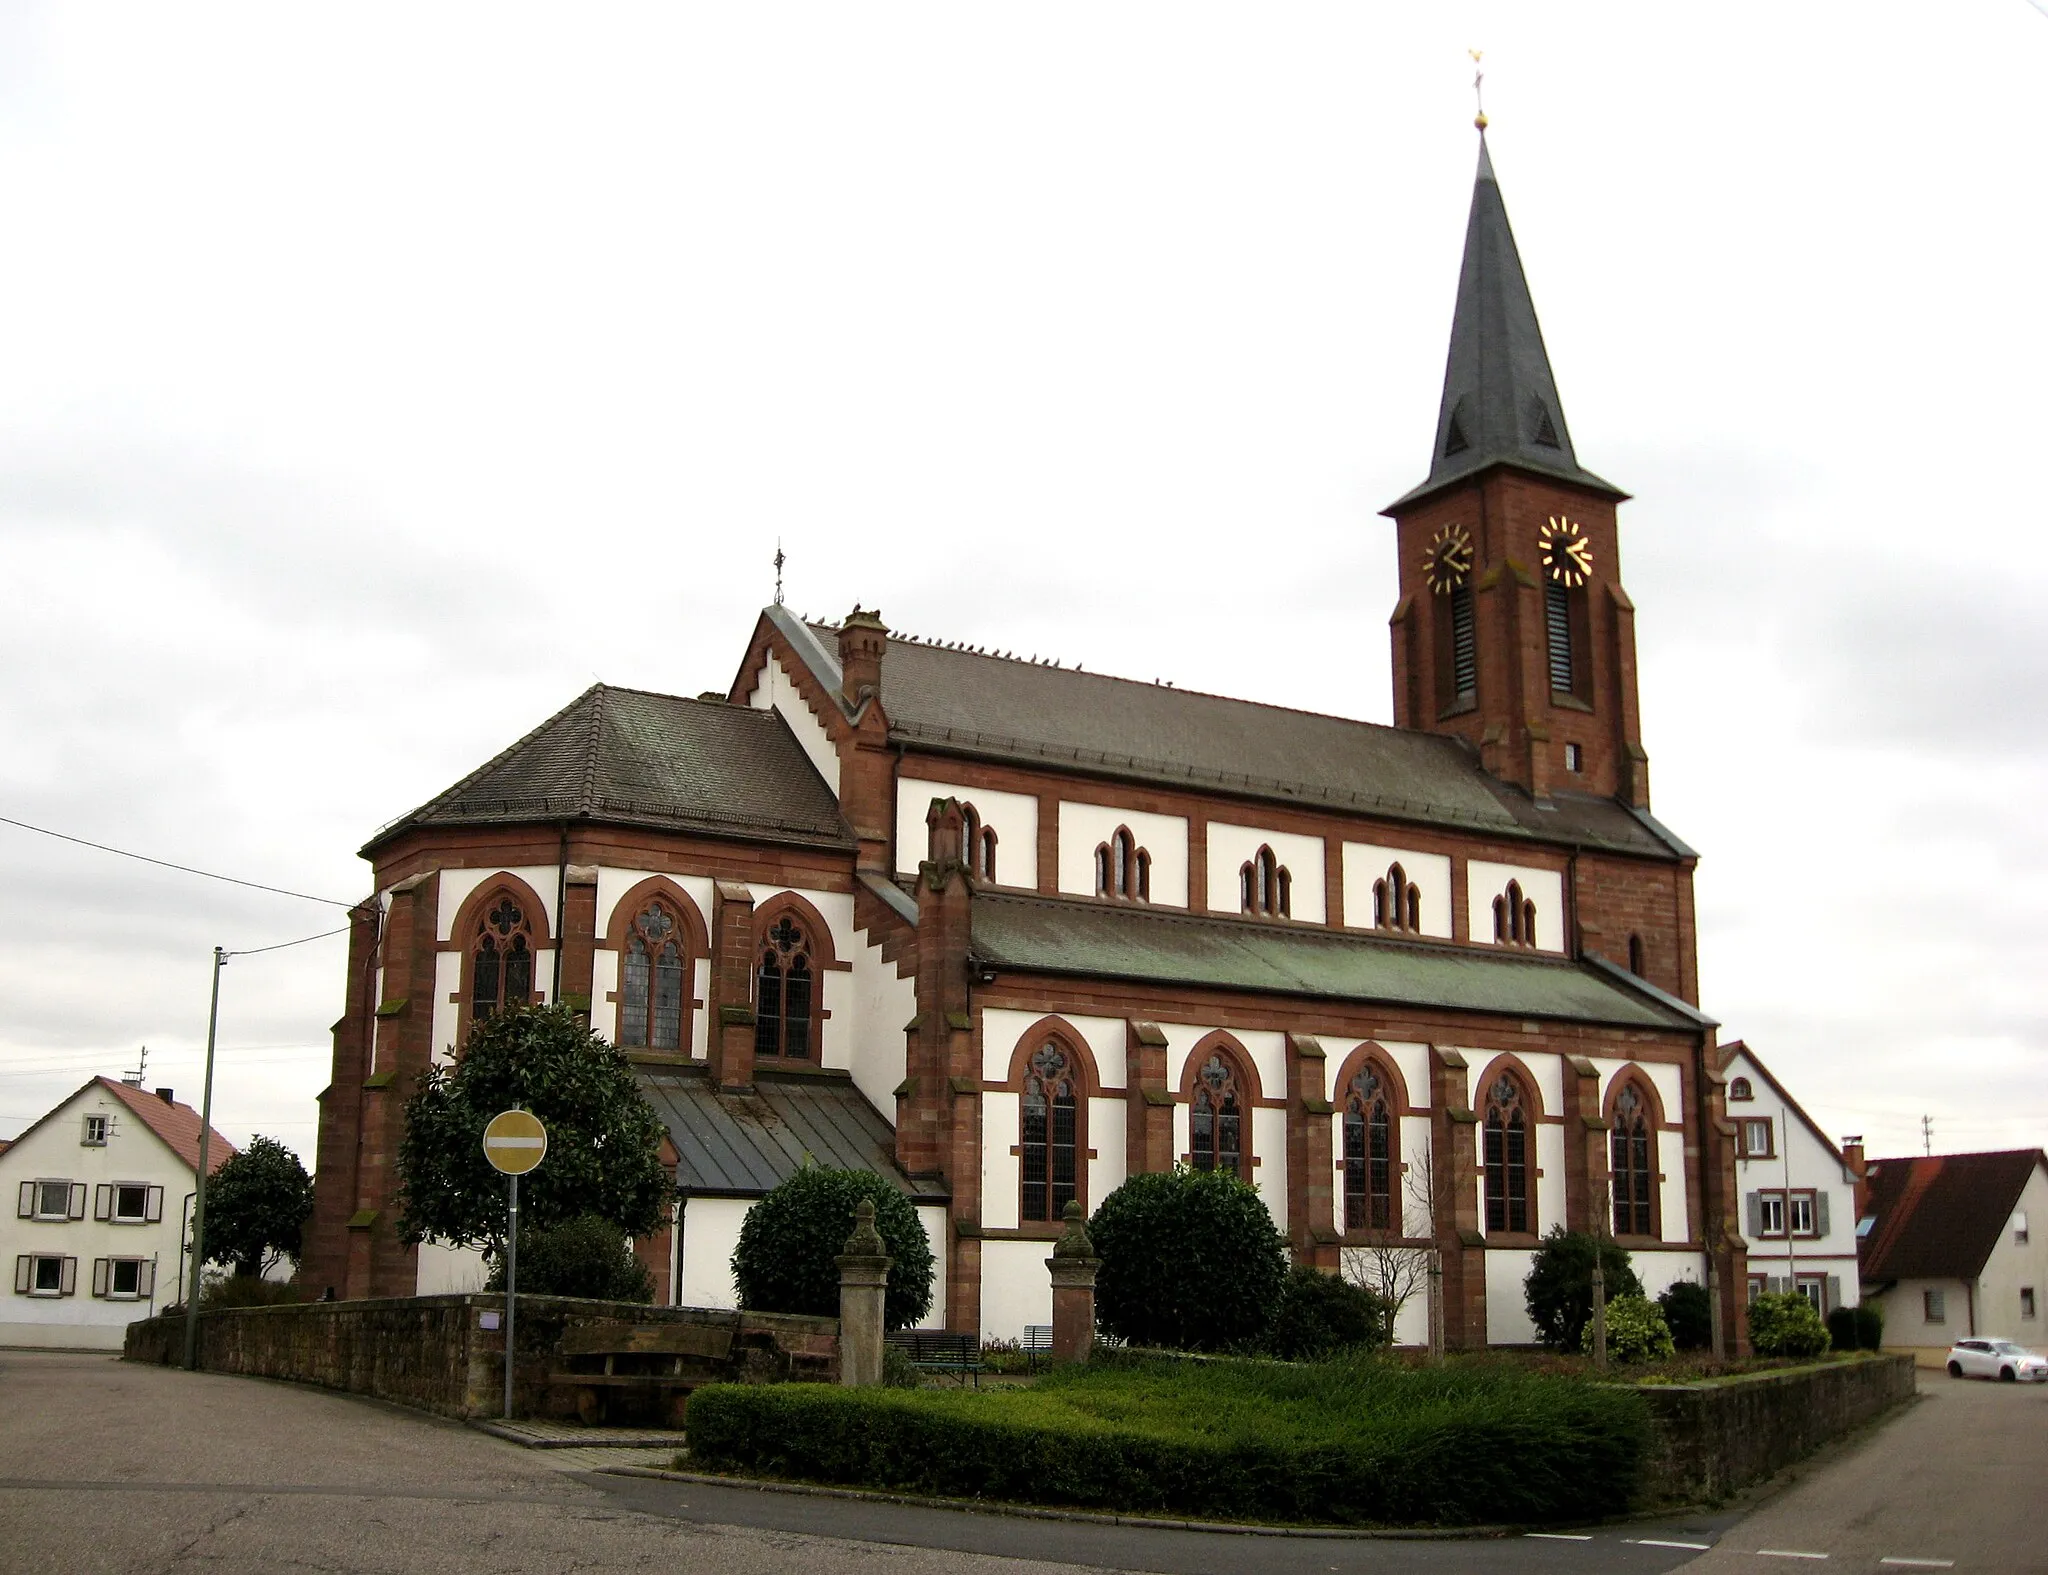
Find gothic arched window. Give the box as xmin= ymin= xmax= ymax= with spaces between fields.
xmin=1095 ymin=827 xmax=1148 ymax=902
xmin=1343 ymin=1064 xmax=1397 ymax=1232
xmin=471 ymin=896 xmax=534 ymax=1019
xmin=1492 ymin=880 xmax=1537 ymax=947
xmin=959 ymin=803 xmax=998 ymax=882
xmin=1628 ymin=933 xmax=1645 ymax=976
xmin=1483 ymin=1072 xmax=1532 ymax=1234
xmin=1190 ymin=1052 xmax=1246 ymax=1178
xmin=1611 ymin=1081 xmax=1657 ymax=1238
xmin=618 ymin=901 xmax=686 ymax=1051
xmin=1240 ymin=845 xmax=1290 ymax=917
xmin=1372 ymin=862 xmax=1421 ymax=933
xmin=1020 ymin=1040 xmax=1080 ymax=1222
xmin=754 ymin=915 xmax=814 ymax=1061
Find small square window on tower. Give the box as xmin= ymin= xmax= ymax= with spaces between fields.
xmin=1565 ymin=743 xmax=1583 ymax=772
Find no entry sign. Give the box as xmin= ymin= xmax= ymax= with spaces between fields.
xmin=482 ymin=1109 xmax=547 ymax=1176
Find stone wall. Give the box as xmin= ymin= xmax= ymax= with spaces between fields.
xmin=1635 ymin=1353 xmax=1916 ymax=1503
xmin=123 ymin=1294 xmax=838 ymax=1422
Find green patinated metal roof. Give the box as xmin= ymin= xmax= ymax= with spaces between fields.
xmin=970 ymin=893 xmax=1702 ymax=1031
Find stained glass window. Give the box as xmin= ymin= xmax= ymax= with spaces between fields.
xmin=1484 ymin=1073 xmax=1530 ymax=1233
xmin=1344 ymin=1066 xmax=1395 ymax=1232
xmin=619 ymin=901 xmax=685 ymax=1051
xmin=1191 ymin=1053 xmax=1244 ymax=1177
xmin=1611 ymin=1083 xmax=1655 ymax=1237
xmin=472 ymin=896 xmax=534 ymax=1018
xmin=754 ymin=915 xmax=813 ymax=1060
xmin=1020 ymin=1041 xmax=1078 ymax=1221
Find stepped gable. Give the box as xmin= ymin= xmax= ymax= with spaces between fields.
xmin=365 ymin=682 xmax=854 ymax=854
xmin=1860 ymin=1149 xmax=2047 ymax=1283
xmin=771 ymin=605 xmax=1684 ymax=859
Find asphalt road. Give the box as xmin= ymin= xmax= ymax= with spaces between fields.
xmin=0 ymin=1349 xmax=2037 ymax=1574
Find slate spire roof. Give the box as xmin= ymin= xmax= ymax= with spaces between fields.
xmin=1391 ymin=135 xmax=1623 ymax=510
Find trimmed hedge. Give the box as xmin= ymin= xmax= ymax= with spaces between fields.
xmin=686 ymin=1355 xmax=1651 ymax=1526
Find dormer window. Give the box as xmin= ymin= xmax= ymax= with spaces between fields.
xmin=1240 ymin=846 xmax=1290 ymax=917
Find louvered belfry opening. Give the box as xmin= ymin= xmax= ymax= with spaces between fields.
xmin=1544 ymin=580 xmax=1574 ymax=692
xmin=1450 ymin=585 xmax=1478 ymax=700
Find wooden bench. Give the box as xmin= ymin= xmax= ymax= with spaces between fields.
xmin=886 ymin=1329 xmax=982 ymax=1387
xmin=1021 ymin=1324 xmax=1053 ymax=1373
xmin=552 ymin=1321 xmax=736 ymax=1427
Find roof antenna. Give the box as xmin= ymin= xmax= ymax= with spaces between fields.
xmin=121 ymin=1045 xmax=147 ymax=1088
xmin=773 ymin=540 xmax=786 ymax=607
xmin=1470 ymin=48 xmax=1488 ymax=132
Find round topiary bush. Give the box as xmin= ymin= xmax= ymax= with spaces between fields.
xmin=1854 ymin=1300 xmax=1885 ymax=1351
xmin=731 ymin=1167 xmax=934 ymax=1331
xmin=1657 ymin=1279 xmax=1714 ymax=1351
xmin=1582 ymin=1293 xmax=1675 ymax=1363
xmin=1747 ymin=1290 xmax=1830 ymax=1359
xmin=485 ymin=1214 xmax=653 ymax=1302
xmin=1090 ymin=1166 xmax=1287 ymax=1352
xmin=1266 ymin=1266 xmax=1391 ymax=1360
xmin=1523 ymin=1227 xmax=1643 ymax=1351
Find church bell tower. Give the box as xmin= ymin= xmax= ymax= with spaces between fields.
xmin=1384 ymin=135 xmax=1649 ymax=807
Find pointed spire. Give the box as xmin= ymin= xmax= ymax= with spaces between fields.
xmin=1391 ymin=135 xmax=1623 ymax=510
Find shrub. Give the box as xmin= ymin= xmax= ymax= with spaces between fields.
xmin=1582 ymin=1295 xmax=1674 ymax=1363
xmin=1747 ymin=1291 xmax=1830 ymax=1359
xmin=199 ymin=1274 xmax=303 ymax=1311
xmin=1266 ymin=1266 xmax=1391 ymax=1360
xmin=1826 ymin=1304 xmax=1858 ymax=1352
xmin=1854 ymin=1301 xmax=1884 ymax=1351
xmin=1657 ymin=1280 xmax=1714 ymax=1351
xmin=1090 ymin=1166 xmax=1287 ymax=1352
xmin=1523 ymin=1228 xmax=1642 ymax=1351
xmin=201 ymin=1135 xmax=314 ymax=1278
xmin=484 ymin=1214 xmax=652 ymax=1302
xmin=731 ymin=1166 xmax=934 ymax=1331
xmin=686 ymin=1353 xmax=1651 ymax=1527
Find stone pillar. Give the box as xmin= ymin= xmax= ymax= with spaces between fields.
xmin=836 ymin=1200 xmax=892 ymax=1387
xmin=1045 ymin=1200 xmax=1101 ymax=1365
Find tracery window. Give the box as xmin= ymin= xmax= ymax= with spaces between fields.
xmin=1343 ymin=1064 xmax=1396 ymax=1232
xmin=1483 ymin=1073 xmax=1532 ymax=1234
xmin=472 ymin=896 xmax=535 ymax=1018
xmin=1610 ymin=1082 xmax=1656 ymax=1237
xmin=618 ymin=901 xmax=686 ymax=1051
xmin=1491 ymin=879 xmax=1537 ymax=947
xmin=754 ymin=915 xmax=814 ymax=1061
xmin=1240 ymin=845 xmax=1290 ymax=917
xmin=1371 ymin=862 xmax=1421 ymax=933
xmin=1020 ymin=1040 xmax=1080 ymax=1222
xmin=1190 ymin=1052 xmax=1245 ymax=1177
xmin=1094 ymin=827 xmax=1149 ymax=902
xmin=961 ymin=803 xmax=998 ymax=882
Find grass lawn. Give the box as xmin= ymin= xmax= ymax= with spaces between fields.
xmin=685 ymin=1352 xmax=1651 ymax=1527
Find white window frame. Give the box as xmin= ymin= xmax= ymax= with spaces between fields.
xmin=29 ymin=1180 xmax=79 ymax=1222
xmin=16 ymin=1254 xmax=76 ymax=1297
xmin=81 ymin=1114 xmax=109 ymax=1147
xmin=1924 ymin=1288 xmax=1946 ymax=1322
xmin=1788 ymin=1192 xmax=1817 ymax=1237
xmin=1739 ymin=1118 xmax=1774 ymax=1159
xmin=1757 ymin=1193 xmax=1787 ymax=1238
xmin=1794 ymin=1274 xmax=1826 ymax=1314
xmin=112 ymin=1183 xmax=149 ymax=1223
xmin=91 ymin=1257 xmax=155 ymax=1301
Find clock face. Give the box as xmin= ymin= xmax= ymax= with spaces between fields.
xmin=1424 ymin=523 xmax=1474 ymax=595
xmin=1541 ymin=516 xmax=1593 ymax=587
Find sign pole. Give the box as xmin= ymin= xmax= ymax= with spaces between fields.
xmin=505 ymin=1170 xmax=518 ymax=1421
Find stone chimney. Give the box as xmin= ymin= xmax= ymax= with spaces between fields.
xmin=838 ymin=607 xmax=888 ymax=711
xmin=1841 ymin=1135 xmax=1867 ymax=1221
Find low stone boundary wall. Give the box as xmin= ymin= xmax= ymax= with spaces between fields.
xmin=123 ymin=1294 xmax=838 ymax=1421
xmin=1636 ymin=1353 xmax=1916 ymax=1503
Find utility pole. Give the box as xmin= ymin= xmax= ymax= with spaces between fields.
xmin=183 ymin=947 xmax=226 ymax=1371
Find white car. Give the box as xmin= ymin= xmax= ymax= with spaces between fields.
xmin=1946 ymin=1338 xmax=2048 ymax=1382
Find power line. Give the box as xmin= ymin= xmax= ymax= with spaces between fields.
xmin=0 ymin=814 xmax=356 ymax=909
xmin=227 ymin=926 xmax=352 ymax=957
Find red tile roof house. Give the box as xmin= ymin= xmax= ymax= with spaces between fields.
xmin=2 ymin=1078 xmax=234 ymax=1349
xmin=1857 ymin=1149 xmax=2048 ymax=1369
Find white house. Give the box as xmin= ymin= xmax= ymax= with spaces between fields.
xmin=2 ymin=1078 xmax=234 ymax=1350
xmin=1859 ymin=1148 xmax=2048 ymax=1369
xmin=1722 ymin=1042 xmax=1862 ymax=1318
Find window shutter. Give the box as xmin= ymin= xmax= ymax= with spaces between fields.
xmin=94 ymin=1184 xmax=113 ymax=1222
xmin=138 ymin=1259 xmax=156 ymax=1298
xmin=58 ymin=1257 xmax=77 ymax=1296
xmin=13 ymin=1255 xmax=30 ymax=1294
xmin=91 ymin=1258 xmax=109 ymax=1298
xmin=16 ymin=1181 xmax=32 ymax=1219
xmin=68 ymin=1183 xmax=86 ymax=1220
xmin=145 ymin=1186 xmax=164 ymax=1224
xmin=1828 ymin=1275 xmax=1843 ymax=1314
xmin=1745 ymin=1192 xmax=1761 ymax=1239
xmin=1815 ymin=1192 xmax=1831 ymax=1239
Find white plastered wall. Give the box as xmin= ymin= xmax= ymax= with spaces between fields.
xmin=981 ymin=1009 xmax=1126 ymax=1089
xmin=1979 ymin=1165 xmax=2048 ymax=1342
xmin=1485 ymin=1248 xmax=1540 ymax=1344
xmin=1728 ymin=1048 xmax=1860 ymax=1310
xmin=415 ymin=1240 xmax=488 ymax=1295
xmin=432 ymin=865 xmax=559 ymax=1022
xmin=1630 ymin=1251 xmax=1709 ymax=1303
xmin=747 ymin=651 xmax=841 ymax=794
xmin=913 ymin=1206 xmax=948 ymax=1330
xmin=678 ymin=1197 xmax=752 ymax=1309
xmin=849 ymin=926 xmax=916 ymax=1117
xmin=1056 ymin=803 xmax=1190 ymax=906
xmin=1204 ymin=825 xmax=1326 ymax=922
xmin=1464 ymin=861 xmax=1565 ymax=951
xmin=1339 ymin=844 xmax=1453 ymax=938
xmin=980 ymin=1237 xmax=1056 ymax=1342
xmin=895 ymin=779 xmax=1038 ymax=887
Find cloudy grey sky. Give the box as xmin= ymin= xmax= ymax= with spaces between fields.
xmin=2 ymin=4 xmax=2043 ymax=1169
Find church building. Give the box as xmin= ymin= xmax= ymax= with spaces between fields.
xmin=303 ymin=134 xmax=1748 ymax=1349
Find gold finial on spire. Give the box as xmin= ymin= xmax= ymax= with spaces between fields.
xmin=1470 ymin=48 xmax=1488 ymax=131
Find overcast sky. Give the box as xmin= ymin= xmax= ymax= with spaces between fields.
xmin=2 ymin=4 xmax=2043 ymax=1173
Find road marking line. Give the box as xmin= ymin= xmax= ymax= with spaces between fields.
xmin=1525 ymin=1533 xmax=1594 ymax=1540
xmin=1756 ymin=1553 xmax=1829 ymax=1561
xmin=1635 ymin=1539 xmax=1712 ymax=1550
xmin=1879 ymin=1562 xmax=1954 ymax=1570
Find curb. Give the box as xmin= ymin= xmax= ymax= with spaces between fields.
xmin=593 ymin=1464 xmax=1516 ymax=1540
